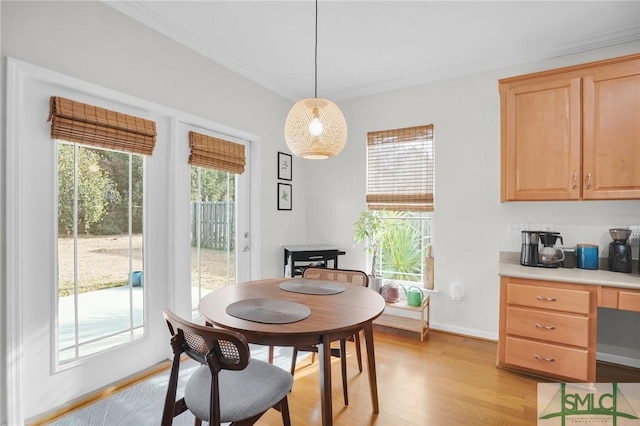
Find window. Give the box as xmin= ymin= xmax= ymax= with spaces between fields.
xmin=51 ymin=96 xmax=156 ymax=366
xmin=190 ymin=167 xmax=236 ymax=314
xmin=366 ymin=125 xmax=435 ymax=289
xmin=57 ymin=143 xmax=145 ymax=365
xmin=188 ymin=131 xmax=246 ymax=318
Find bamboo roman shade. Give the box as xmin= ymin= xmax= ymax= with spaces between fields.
xmin=188 ymin=131 xmax=246 ymax=174
xmin=366 ymin=124 xmax=434 ymax=211
xmin=48 ymin=96 xmax=156 ymax=155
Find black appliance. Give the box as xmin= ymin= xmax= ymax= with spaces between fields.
xmin=608 ymin=228 xmax=633 ymax=273
xmin=521 ymin=230 xmax=565 ymax=268
xmin=520 ymin=230 xmax=540 ymax=266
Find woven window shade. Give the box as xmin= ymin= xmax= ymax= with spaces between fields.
xmin=366 ymin=125 xmax=434 ymax=211
xmin=48 ymin=96 xmax=156 ymax=155
xmin=188 ymin=131 xmax=246 ymax=174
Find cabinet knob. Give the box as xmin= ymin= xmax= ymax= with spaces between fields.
xmin=534 ymin=354 xmax=555 ymax=362
xmin=535 ymin=323 xmax=556 ymax=330
xmin=535 ymin=296 xmax=557 ymax=302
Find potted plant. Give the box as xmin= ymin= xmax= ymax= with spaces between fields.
xmin=353 ymin=210 xmax=386 ymax=292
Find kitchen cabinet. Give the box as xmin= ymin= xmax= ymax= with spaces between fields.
xmin=498 ymin=276 xmax=597 ymax=382
xmin=500 ymin=53 xmax=640 ymax=201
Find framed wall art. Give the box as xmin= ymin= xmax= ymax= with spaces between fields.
xmin=278 ymin=151 xmax=292 ymax=181
xmin=277 ymin=183 xmax=292 ymax=211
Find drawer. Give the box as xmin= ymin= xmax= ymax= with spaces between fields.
xmin=504 ymin=336 xmax=590 ymax=381
xmin=619 ymin=290 xmax=640 ymax=312
xmin=506 ymin=307 xmax=589 ymax=347
xmin=507 ymin=283 xmax=591 ymax=314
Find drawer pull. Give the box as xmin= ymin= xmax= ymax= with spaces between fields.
xmin=536 ymin=296 xmax=557 ymax=302
xmin=534 ymin=354 xmax=555 ymax=363
xmin=535 ymin=323 xmax=556 ymax=330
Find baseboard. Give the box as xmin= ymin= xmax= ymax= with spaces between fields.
xmin=430 ymin=322 xmax=498 ymax=342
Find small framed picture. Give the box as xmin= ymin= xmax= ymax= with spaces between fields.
xmin=278 ymin=183 xmax=292 ymax=211
xmin=278 ymin=152 xmax=292 ymax=181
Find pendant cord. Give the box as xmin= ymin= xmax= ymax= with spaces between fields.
xmin=314 ymin=0 xmax=318 ymax=99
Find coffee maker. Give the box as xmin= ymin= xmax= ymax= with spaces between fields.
xmin=608 ymin=228 xmax=632 ymax=273
xmin=521 ymin=230 xmax=564 ymax=268
xmin=539 ymin=232 xmax=564 ymax=267
xmin=521 ymin=230 xmax=540 ymax=266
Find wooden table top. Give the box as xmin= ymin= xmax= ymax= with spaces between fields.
xmin=199 ymin=278 xmax=386 ymax=346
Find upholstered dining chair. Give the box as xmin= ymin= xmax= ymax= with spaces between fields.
xmin=291 ymin=267 xmax=369 ymax=405
xmin=161 ymin=309 xmax=293 ymax=426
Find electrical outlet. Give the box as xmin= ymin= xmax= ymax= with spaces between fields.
xmin=629 ymin=226 xmax=640 ymax=242
xmin=509 ymin=223 xmax=529 ymax=236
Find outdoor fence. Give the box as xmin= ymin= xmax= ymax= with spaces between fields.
xmin=191 ymin=201 xmax=235 ymax=250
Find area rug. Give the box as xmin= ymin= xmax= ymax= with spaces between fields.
xmin=51 ymin=345 xmax=295 ymax=425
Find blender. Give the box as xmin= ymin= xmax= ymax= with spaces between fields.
xmin=608 ymin=228 xmax=632 ymax=273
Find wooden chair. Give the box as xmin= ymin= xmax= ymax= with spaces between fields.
xmin=291 ymin=267 xmax=369 ymax=405
xmin=161 ymin=309 xmax=293 ymax=426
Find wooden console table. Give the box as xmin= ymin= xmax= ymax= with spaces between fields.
xmin=374 ymin=295 xmax=430 ymax=341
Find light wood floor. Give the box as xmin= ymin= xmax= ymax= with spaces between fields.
xmin=257 ymin=328 xmax=640 ymax=426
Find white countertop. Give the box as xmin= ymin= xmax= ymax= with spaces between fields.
xmin=498 ymin=261 xmax=640 ymax=290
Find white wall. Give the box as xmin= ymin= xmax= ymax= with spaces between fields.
xmin=0 ymin=1 xmax=309 ymax=281
xmin=0 ymin=2 xmax=5 ymax=424
xmin=305 ymin=42 xmax=640 ymax=341
xmin=0 ymin=1 xmax=307 ymax=422
xmin=1 ymin=0 xmax=639 ymax=422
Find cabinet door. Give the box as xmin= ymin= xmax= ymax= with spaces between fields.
xmin=583 ymin=59 xmax=640 ymax=199
xmin=501 ymin=77 xmax=582 ymax=201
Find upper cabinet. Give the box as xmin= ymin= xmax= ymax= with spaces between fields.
xmin=500 ymin=54 xmax=640 ymax=201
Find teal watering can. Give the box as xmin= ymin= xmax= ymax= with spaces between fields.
xmin=401 ymin=285 xmax=425 ymax=307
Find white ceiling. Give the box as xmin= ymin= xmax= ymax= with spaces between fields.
xmin=106 ymin=1 xmax=640 ymax=102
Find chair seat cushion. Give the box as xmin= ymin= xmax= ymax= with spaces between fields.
xmin=184 ymin=358 xmax=293 ymax=422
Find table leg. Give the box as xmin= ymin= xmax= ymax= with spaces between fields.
xmin=318 ymin=335 xmax=333 ymax=426
xmin=363 ymin=322 xmax=379 ymax=413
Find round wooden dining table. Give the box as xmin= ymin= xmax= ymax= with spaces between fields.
xmin=198 ymin=277 xmax=386 ymax=426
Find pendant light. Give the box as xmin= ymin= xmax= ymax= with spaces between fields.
xmin=284 ymin=0 xmax=347 ymax=159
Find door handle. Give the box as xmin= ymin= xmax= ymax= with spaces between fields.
xmin=242 ymin=245 xmax=250 ymax=252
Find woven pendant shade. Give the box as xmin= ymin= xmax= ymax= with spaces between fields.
xmin=284 ymin=98 xmax=347 ymax=159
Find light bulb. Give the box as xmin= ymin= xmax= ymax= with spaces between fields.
xmin=308 ymin=117 xmax=324 ymax=136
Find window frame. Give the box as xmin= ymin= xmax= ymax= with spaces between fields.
xmin=366 ymin=124 xmax=436 ymax=290
xmin=55 ymin=141 xmax=147 ymax=369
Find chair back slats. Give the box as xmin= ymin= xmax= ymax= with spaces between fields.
xmin=303 ymin=267 xmax=369 ymax=287
xmin=163 ymin=309 xmax=249 ymax=371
